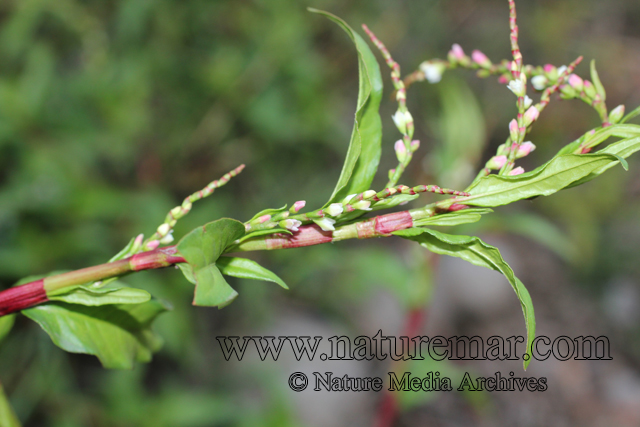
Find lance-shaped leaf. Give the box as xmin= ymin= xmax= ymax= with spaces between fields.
xmin=413 ymin=208 xmax=493 ymax=227
xmin=176 ymin=218 xmax=246 ymax=308
xmin=0 ymin=382 xmax=21 ymax=427
xmin=461 ymin=152 xmax=625 ymax=207
xmin=236 ymin=228 xmax=291 ymax=244
xmin=371 ymin=194 xmax=419 ymax=211
xmin=590 ymin=60 xmax=606 ymax=102
xmin=393 ymin=227 xmax=535 ymax=370
xmin=309 ymin=9 xmax=383 ymax=206
xmin=249 ymin=205 xmax=287 ymax=222
xmin=0 ymin=314 xmax=15 ymax=345
xmin=556 ymin=123 xmax=640 ymax=155
xmin=23 ymin=300 xmax=169 ymax=369
xmin=217 ymin=257 xmax=288 ymax=289
xmin=566 ymin=136 xmax=640 ymax=188
xmin=48 ymin=283 xmax=151 ymax=306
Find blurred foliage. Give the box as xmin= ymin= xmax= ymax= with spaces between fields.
xmin=1 ymin=0 xmax=640 ymax=425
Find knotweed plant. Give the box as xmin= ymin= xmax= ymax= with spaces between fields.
xmin=1 ymin=2 xmax=640 ymax=420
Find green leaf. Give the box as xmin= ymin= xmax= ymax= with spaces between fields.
xmin=0 ymin=382 xmax=21 ymax=427
xmin=621 ymin=105 xmax=640 ymax=124
xmin=590 ymin=60 xmax=606 ymax=102
xmin=432 ymin=77 xmax=487 ymax=188
xmin=23 ymin=300 xmax=169 ymax=369
xmin=461 ymin=152 xmax=626 ymax=207
xmin=217 ymin=257 xmax=288 ymax=289
xmin=237 ymin=228 xmax=291 ymax=244
xmin=108 ymin=236 xmax=138 ymax=262
xmin=0 ymin=314 xmax=15 ymax=345
xmin=413 ymin=209 xmax=492 ymax=227
xmin=249 ymin=205 xmax=287 ymax=222
xmin=611 ymin=154 xmax=629 ymax=171
xmin=393 ymin=228 xmax=535 ymax=370
xmin=459 ymin=212 xmax=577 ymax=262
xmin=176 ymin=218 xmax=246 ymax=308
xmin=556 ymin=123 xmax=640 ymax=156
xmin=370 ymin=194 xmax=419 ymax=210
xmin=309 ymin=9 xmax=383 ymax=206
xmin=48 ymin=282 xmax=151 ymax=306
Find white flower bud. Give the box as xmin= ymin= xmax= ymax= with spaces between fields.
xmin=531 ymin=75 xmax=547 ymax=91
xmin=314 ymin=217 xmax=336 ymax=231
xmin=419 ymin=61 xmax=445 ymax=83
xmin=507 ymin=78 xmax=526 ymax=97
xmin=157 ymin=223 xmax=171 ymax=236
xmin=524 ymin=95 xmax=533 ymax=109
xmin=351 ymin=200 xmax=372 ymax=211
xmin=159 ymin=231 xmax=174 ymax=245
xmin=392 ymin=111 xmax=407 ymax=134
xmin=326 ymin=203 xmax=344 ymax=217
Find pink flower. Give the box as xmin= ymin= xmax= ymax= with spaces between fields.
xmin=523 ymin=106 xmax=540 ymax=126
xmin=292 ymin=200 xmax=306 ymax=213
xmin=543 ymin=64 xmax=555 ymax=73
xmin=509 ymin=119 xmax=519 ymax=141
xmin=472 ymin=50 xmax=491 ymax=67
xmin=516 ymin=141 xmax=536 ymax=158
xmin=568 ymin=74 xmax=584 ymax=91
xmin=487 ymin=155 xmax=508 ymax=170
xmin=146 ymin=240 xmax=160 ymax=250
xmin=509 ymin=166 xmax=525 ymax=176
xmin=498 ymin=75 xmax=509 ymax=84
xmin=410 ymin=140 xmax=420 ymax=152
xmin=394 ymin=140 xmax=408 ymax=162
xmin=258 ymin=214 xmax=271 ymax=224
xmin=449 ymin=43 xmax=465 ymax=60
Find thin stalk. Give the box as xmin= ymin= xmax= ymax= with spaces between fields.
xmin=0 ymin=202 xmax=460 ymax=316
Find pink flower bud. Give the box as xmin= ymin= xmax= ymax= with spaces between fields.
xmin=543 ymin=64 xmax=555 ymax=73
xmin=394 ymin=140 xmax=408 ymax=162
xmin=450 ymin=43 xmax=465 ymax=60
xmin=509 ymin=119 xmax=519 ymax=141
xmin=487 ymin=155 xmax=508 ymax=170
xmin=292 ymin=200 xmax=306 ymax=213
xmin=568 ymin=74 xmax=584 ymax=91
xmin=523 ymin=106 xmax=540 ymax=126
xmin=133 ymin=233 xmax=144 ymax=248
xmin=498 ymin=75 xmax=509 ymax=84
xmin=410 ymin=140 xmax=420 ymax=152
xmin=447 ymin=203 xmax=468 ymax=212
xmin=583 ymin=80 xmax=596 ymax=98
xmin=258 ymin=214 xmax=271 ymax=224
xmin=146 ymin=240 xmax=160 ymax=250
xmin=509 ymin=167 xmax=525 ymax=176
xmin=471 ymin=50 xmax=491 ymax=67
xmin=516 ymin=141 xmax=536 ymax=158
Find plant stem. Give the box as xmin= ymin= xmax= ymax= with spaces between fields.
xmin=0 ymin=203 xmax=457 ymax=316
xmin=0 ymin=247 xmax=185 ymax=316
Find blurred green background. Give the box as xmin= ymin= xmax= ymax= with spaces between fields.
xmin=1 ymin=0 xmax=640 ymax=425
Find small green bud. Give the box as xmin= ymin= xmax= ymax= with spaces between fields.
xmin=609 ymin=105 xmax=625 ymax=124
